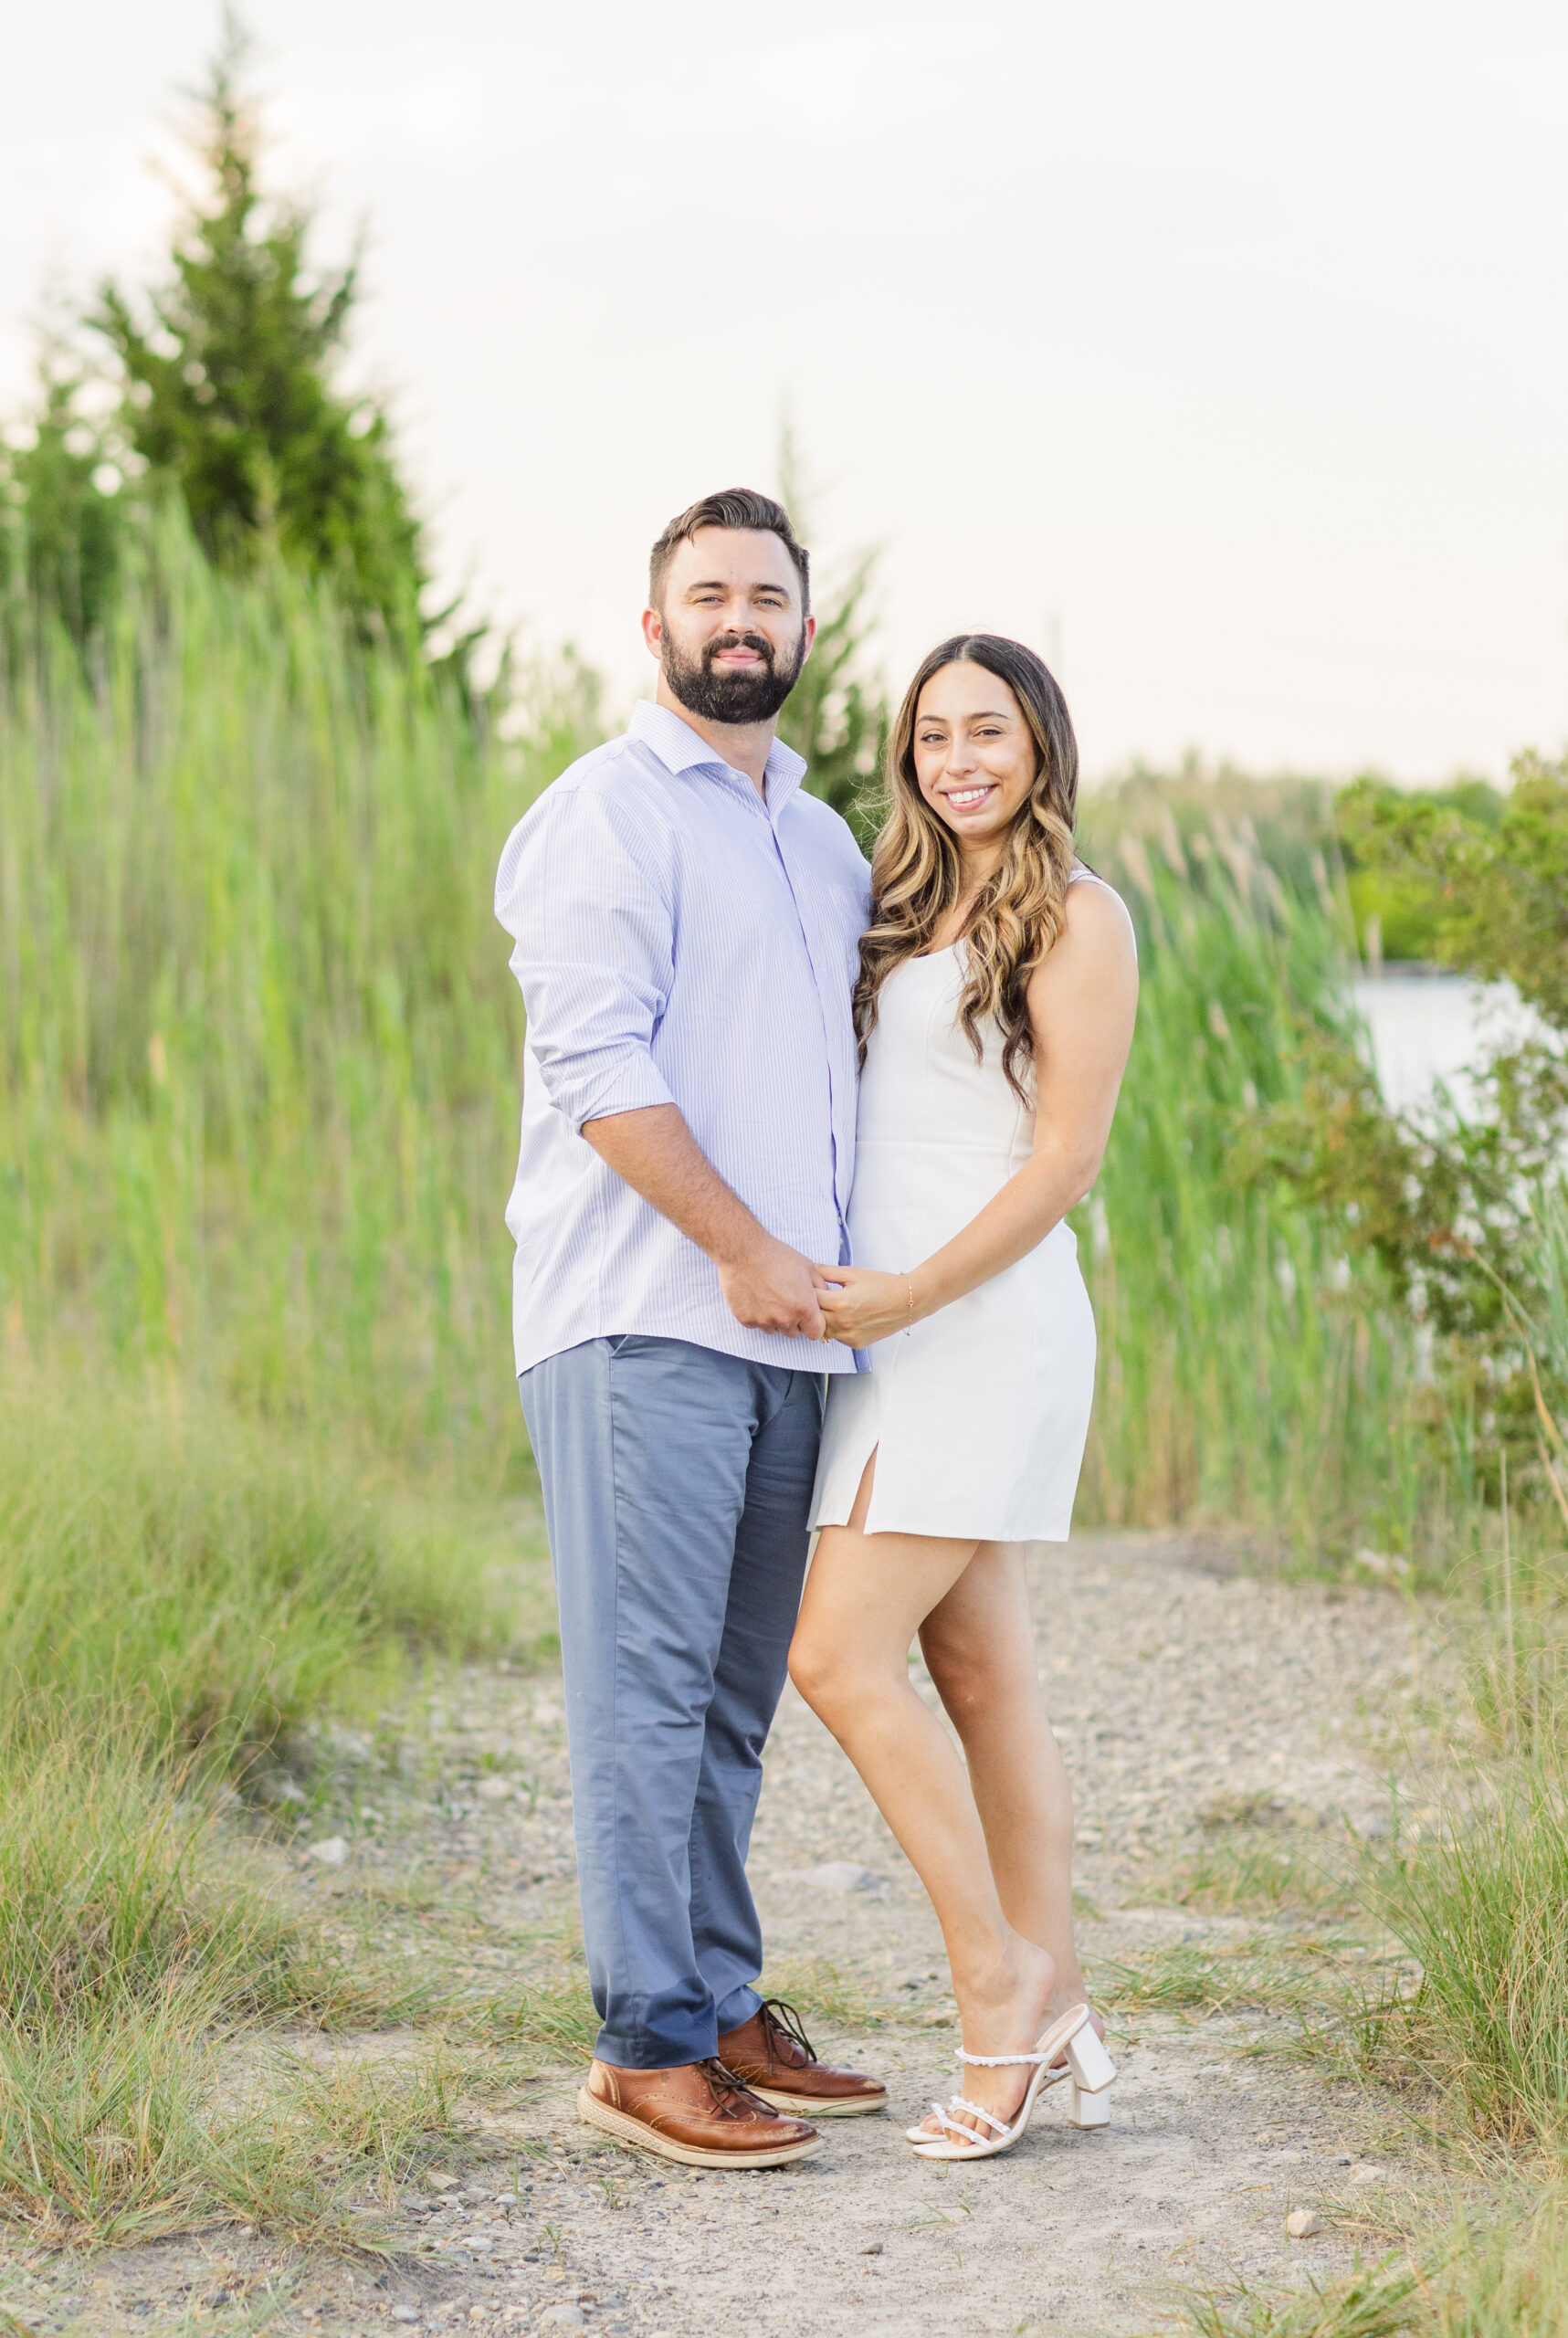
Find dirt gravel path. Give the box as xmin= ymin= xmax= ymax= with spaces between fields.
xmin=0 ymin=1532 xmax=1454 ymax=2338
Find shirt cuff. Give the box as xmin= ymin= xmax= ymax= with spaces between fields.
xmin=567 ymin=1051 xmax=677 ymax=1133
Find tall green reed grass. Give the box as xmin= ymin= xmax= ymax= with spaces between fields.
xmin=1 ymin=510 xmax=596 ymax=1482
xmin=1074 ymin=813 xmax=1430 ymax=1557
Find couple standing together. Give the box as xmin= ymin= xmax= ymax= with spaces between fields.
xmin=495 ymin=489 xmax=1139 ymax=2167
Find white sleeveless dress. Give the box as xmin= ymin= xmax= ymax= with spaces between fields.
xmin=808 ymin=869 xmax=1122 ymax=1544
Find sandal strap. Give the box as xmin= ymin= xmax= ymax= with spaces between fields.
xmin=955 ymin=2048 xmax=1047 ymax=2068
xmin=930 ymin=2094 xmax=1012 ymax=2137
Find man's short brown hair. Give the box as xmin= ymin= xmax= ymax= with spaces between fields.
xmin=648 ymin=489 xmax=811 ymax=615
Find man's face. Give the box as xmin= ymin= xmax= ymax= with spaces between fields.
xmin=644 ymin=528 xmax=815 ymax=725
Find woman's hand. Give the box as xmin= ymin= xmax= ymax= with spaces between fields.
xmin=814 ymin=1264 xmax=913 ymax=1347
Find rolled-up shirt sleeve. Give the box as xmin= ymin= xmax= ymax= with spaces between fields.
xmin=495 ymin=787 xmax=677 ymax=1131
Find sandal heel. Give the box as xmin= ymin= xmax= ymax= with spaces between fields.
xmin=1064 ymin=2021 xmax=1115 ymax=2129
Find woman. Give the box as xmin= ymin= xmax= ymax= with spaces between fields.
xmin=788 ymin=634 xmax=1138 ymax=2161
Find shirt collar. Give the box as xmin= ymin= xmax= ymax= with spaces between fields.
xmin=627 ymin=697 xmax=807 ymax=816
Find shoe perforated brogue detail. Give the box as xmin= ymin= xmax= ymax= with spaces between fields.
xmin=577 ymin=2056 xmax=824 ymax=2167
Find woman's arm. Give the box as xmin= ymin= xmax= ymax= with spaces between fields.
xmin=816 ymin=879 xmax=1139 ymax=1347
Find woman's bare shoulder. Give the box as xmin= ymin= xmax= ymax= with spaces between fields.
xmin=1060 ymin=866 xmax=1139 ymax=959
xmin=1025 ymin=871 xmax=1138 ymax=1037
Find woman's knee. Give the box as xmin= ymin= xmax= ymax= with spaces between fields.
xmin=786 ymin=1624 xmax=843 ymax=1715
xmin=921 ymin=1622 xmax=1028 ymax=1722
xmin=788 ymin=1623 xmax=880 ymax=1725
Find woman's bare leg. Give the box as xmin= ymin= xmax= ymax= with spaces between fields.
xmin=788 ymin=1460 xmax=1057 ymax=2138
xmin=919 ymin=1543 xmax=1091 ymax=2019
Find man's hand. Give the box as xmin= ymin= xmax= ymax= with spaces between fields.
xmin=582 ymin=1104 xmax=829 ymax=1343
xmin=719 ymin=1235 xmax=828 ymax=1341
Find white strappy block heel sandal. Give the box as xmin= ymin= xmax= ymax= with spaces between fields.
xmin=906 ymin=2003 xmax=1116 ymax=2160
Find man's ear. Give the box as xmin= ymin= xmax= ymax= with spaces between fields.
xmin=797 ymin=613 xmax=817 ymax=667
xmin=641 ymin=606 xmax=663 ymax=658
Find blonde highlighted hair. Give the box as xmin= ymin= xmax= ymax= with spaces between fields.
xmin=856 ymin=634 xmax=1079 ymax=1103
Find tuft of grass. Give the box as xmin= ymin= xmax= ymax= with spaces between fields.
xmin=1462 ymin=1599 xmax=1568 ymax=1758
xmin=1176 ymin=2190 xmax=1568 ymax=2338
xmin=1093 ymin=1933 xmax=1359 ymax=2019
xmin=1179 ymin=2256 xmax=1421 ymax=2338
xmin=0 ymin=1715 xmax=306 ymax=2027
xmin=0 ymin=1377 xmax=529 ymax=1755
xmin=476 ymin=1972 xmax=599 ymax=2060
xmin=0 ymin=2006 xmax=484 ymax=2246
xmin=0 ymin=1709 xmax=537 ymax=2240
xmin=1420 ymin=2190 xmax=1568 ymax=2335
xmin=1360 ymin=1756 xmax=1568 ymax=2143
xmin=1157 ymin=1832 xmax=1359 ymax=1918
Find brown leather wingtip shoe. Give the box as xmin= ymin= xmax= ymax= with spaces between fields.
xmin=577 ymin=2057 xmax=824 ymax=2168
xmin=717 ymin=1999 xmax=888 ymax=2120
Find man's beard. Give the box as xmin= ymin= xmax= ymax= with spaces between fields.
xmin=661 ymin=627 xmax=806 ymax=725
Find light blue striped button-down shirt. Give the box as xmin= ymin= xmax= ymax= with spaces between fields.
xmin=496 ymin=699 xmax=871 ymax=1376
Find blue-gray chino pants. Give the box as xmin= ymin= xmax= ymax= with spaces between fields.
xmin=518 ymin=1334 xmax=824 ymax=2069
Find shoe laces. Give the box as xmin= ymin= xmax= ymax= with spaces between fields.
xmin=756 ymin=1997 xmax=818 ymax=2071
xmin=696 ymin=2056 xmax=765 ymax=2109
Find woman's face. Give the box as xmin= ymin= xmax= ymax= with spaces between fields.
xmin=911 ymin=661 xmax=1037 ymax=863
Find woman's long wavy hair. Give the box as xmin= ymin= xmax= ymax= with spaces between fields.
xmin=856 ymin=634 xmax=1079 ymax=1104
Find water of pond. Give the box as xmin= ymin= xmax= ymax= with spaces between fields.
xmin=1351 ymin=970 xmax=1546 ymax=1118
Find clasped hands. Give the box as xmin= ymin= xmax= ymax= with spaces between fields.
xmin=716 ymin=1230 xmax=916 ymax=1346
xmin=813 ymin=1262 xmax=914 ymax=1347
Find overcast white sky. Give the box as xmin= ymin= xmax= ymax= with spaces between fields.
xmin=6 ymin=3 xmax=1568 ymax=780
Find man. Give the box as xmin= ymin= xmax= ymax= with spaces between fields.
xmin=495 ymin=489 xmax=886 ymax=2167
